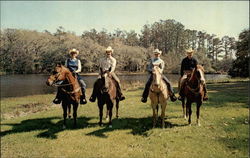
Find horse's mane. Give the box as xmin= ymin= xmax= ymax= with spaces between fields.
xmin=196 ymin=65 xmax=205 ymax=72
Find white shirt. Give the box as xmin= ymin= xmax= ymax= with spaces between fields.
xmin=99 ymin=56 xmax=116 ymax=73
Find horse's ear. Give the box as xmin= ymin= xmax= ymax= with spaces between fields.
xmin=108 ymin=67 xmax=111 ymax=72
xmin=100 ymin=68 xmax=103 ymax=73
xmin=201 ymin=64 xmax=204 ymax=66
xmin=56 ymin=63 xmax=62 ymax=67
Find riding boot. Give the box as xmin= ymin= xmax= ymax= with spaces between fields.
xmin=80 ymin=88 xmax=87 ymax=104
xmin=53 ymin=88 xmax=62 ymax=104
xmin=116 ymin=83 xmax=125 ymax=101
xmin=89 ymin=81 xmax=98 ymax=102
xmin=203 ymin=84 xmax=208 ymax=101
xmin=178 ymin=86 xmax=185 ymax=101
xmin=165 ymin=82 xmax=177 ymax=102
xmin=141 ymin=75 xmax=153 ymax=103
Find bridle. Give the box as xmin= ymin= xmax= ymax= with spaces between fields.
xmin=51 ymin=69 xmax=80 ymax=95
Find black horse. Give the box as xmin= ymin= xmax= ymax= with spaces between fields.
xmin=93 ymin=68 xmax=120 ymax=127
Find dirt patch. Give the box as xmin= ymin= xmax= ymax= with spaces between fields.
xmin=2 ymin=103 xmax=55 ymax=119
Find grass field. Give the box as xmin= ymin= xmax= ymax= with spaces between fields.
xmin=1 ymin=81 xmax=249 ymax=158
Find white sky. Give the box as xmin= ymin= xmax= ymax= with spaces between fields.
xmin=1 ymin=1 xmax=249 ymax=39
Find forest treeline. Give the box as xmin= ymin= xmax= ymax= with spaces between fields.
xmin=0 ymin=19 xmax=248 ymax=76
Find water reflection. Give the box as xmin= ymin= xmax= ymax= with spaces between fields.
xmin=0 ymin=74 xmax=229 ymax=98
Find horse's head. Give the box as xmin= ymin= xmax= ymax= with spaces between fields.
xmin=100 ymin=68 xmax=112 ymax=93
xmin=190 ymin=65 xmax=205 ymax=84
xmin=46 ymin=64 xmax=70 ymax=86
xmin=152 ymin=65 xmax=162 ymax=88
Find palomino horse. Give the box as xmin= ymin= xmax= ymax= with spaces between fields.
xmin=149 ymin=66 xmax=169 ymax=128
xmin=95 ymin=68 xmax=119 ymax=127
xmin=46 ymin=64 xmax=82 ymax=128
xmin=181 ymin=65 xmax=206 ymax=126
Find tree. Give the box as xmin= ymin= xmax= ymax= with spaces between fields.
xmin=229 ymin=29 xmax=249 ymax=77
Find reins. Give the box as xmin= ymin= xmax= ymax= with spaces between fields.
xmin=186 ymin=68 xmax=202 ymax=95
xmin=54 ymin=71 xmax=81 ymax=95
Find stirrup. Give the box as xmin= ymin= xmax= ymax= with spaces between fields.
xmin=119 ymin=95 xmax=125 ymax=101
xmin=178 ymin=96 xmax=184 ymax=101
xmin=53 ymin=98 xmax=61 ymax=104
xmin=141 ymin=97 xmax=147 ymax=103
xmin=170 ymin=95 xmax=177 ymax=102
xmin=89 ymin=96 xmax=96 ymax=102
xmin=80 ymin=98 xmax=87 ymax=104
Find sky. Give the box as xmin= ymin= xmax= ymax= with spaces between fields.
xmin=1 ymin=1 xmax=249 ymax=39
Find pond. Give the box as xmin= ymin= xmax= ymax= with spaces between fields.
xmin=0 ymin=74 xmax=230 ymax=98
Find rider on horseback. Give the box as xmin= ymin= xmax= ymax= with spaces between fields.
xmin=89 ymin=46 xmax=125 ymax=102
xmin=141 ymin=49 xmax=177 ymax=103
xmin=178 ymin=48 xmax=208 ymax=101
xmin=52 ymin=48 xmax=87 ymax=105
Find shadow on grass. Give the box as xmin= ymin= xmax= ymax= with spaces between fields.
xmin=86 ymin=116 xmax=187 ymax=138
xmin=0 ymin=116 xmax=92 ymax=139
xmin=1 ymin=116 xmax=187 ymax=139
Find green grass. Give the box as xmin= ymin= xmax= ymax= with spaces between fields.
xmin=1 ymin=81 xmax=249 ymax=158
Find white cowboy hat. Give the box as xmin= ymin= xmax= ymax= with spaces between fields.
xmin=153 ymin=49 xmax=162 ymax=55
xmin=105 ymin=46 xmax=114 ymax=53
xmin=185 ymin=48 xmax=194 ymax=54
xmin=69 ymin=48 xmax=79 ymax=55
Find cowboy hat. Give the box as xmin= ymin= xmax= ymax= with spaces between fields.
xmin=69 ymin=48 xmax=79 ymax=55
xmin=105 ymin=46 xmax=114 ymax=52
xmin=185 ymin=48 xmax=194 ymax=54
xmin=153 ymin=49 xmax=162 ymax=55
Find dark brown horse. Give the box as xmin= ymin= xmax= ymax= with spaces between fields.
xmin=181 ymin=65 xmax=206 ymax=126
xmin=46 ymin=64 xmax=82 ymax=128
xmin=95 ymin=68 xmax=119 ymax=127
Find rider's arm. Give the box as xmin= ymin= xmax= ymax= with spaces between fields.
xmin=110 ymin=58 xmax=116 ymax=73
xmin=65 ymin=59 xmax=67 ymax=67
xmin=180 ymin=60 xmax=184 ymax=76
xmin=147 ymin=59 xmax=153 ymax=73
xmin=159 ymin=60 xmax=164 ymax=74
xmin=75 ymin=59 xmax=82 ymax=73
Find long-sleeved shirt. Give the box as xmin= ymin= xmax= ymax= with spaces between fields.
xmin=147 ymin=57 xmax=164 ymax=74
xmin=180 ymin=57 xmax=198 ymax=76
xmin=65 ymin=58 xmax=82 ymax=73
xmin=99 ymin=56 xmax=116 ymax=73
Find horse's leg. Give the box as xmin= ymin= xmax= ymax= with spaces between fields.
xmin=105 ymin=105 xmax=109 ymax=121
xmin=62 ymin=101 xmax=67 ymax=129
xmin=108 ymin=100 xmax=114 ymax=128
xmin=68 ymin=104 xmax=71 ymax=119
xmin=115 ymin=98 xmax=119 ymax=118
xmin=186 ymin=100 xmax=192 ymax=125
xmin=182 ymin=98 xmax=186 ymax=120
xmin=73 ymin=102 xmax=79 ymax=128
xmin=98 ymin=100 xmax=104 ymax=126
xmin=156 ymin=104 xmax=159 ymax=123
xmin=196 ymin=102 xmax=201 ymax=126
xmin=151 ymin=103 xmax=157 ymax=128
xmin=161 ymin=102 xmax=167 ymax=129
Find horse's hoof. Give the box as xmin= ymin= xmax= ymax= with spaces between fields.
xmin=68 ymin=115 xmax=71 ymax=119
xmin=188 ymin=123 xmax=192 ymax=126
xmin=99 ymin=122 xmax=103 ymax=127
xmin=106 ymin=117 xmax=109 ymax=122
xmin=109 ymin=125 xmax=112 ymax=128
xmin=184 ymin=116 xmax=187 ymax=120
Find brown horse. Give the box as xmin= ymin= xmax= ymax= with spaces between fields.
xmin=46 ymin=64 xmax=82 ymax=128
xmin=149 ymin=66 xmax=169 ymax=128
xmin=95 ymin=68 xmax=119 ymax=127
xmin=181 ymin=65 xmax=206 ymax=126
